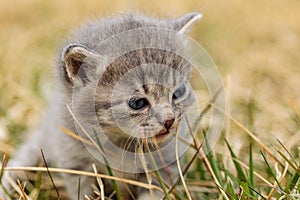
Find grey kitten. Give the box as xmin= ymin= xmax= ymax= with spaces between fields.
xmin=1 ymin=12 xmax=201 ymax=199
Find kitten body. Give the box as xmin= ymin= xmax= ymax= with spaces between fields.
xmin=1 ymin=13 xmax=201 ymax=199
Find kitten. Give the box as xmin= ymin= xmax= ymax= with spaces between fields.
xmin=1 ymin=12 xmax=202 ymax=199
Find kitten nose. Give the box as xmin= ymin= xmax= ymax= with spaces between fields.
xmin=164 ymin=118 xmax=175 ymax=130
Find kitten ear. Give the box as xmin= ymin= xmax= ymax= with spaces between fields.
xmin=175 ymin=12 xmax=202 ymax=34
xmin=62 ymin=44 xmax=100 ymax=85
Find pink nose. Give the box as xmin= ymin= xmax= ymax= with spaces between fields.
xmin=164 ymin=118 xmax=175 ymax=130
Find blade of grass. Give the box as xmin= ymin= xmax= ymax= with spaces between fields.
xmin=249 ymin=144 xmax=254 ymax=197
xmin=221 ymin=166 xmax=239 ymax=187
xmin=0 ymin=155 xmax=12 ymax=200
xmin=213 ymin=104 xmax=282 ymax=165
xmin=225 ymin=140 xmax=247 ymax=183
xmin=267 ymin=161 xmax=289 ymax=199
xmin=0 ymin=154 xmax=8 ymax=181
xmin=274 ymin=146 xmax=298 ymax=171
xmin=17 ymin=180 xmax=28 ymax=200
xmin=230 ymin=156 xmax=273 ymax=187
xmin=274 ymin=147 xmax=297 ymax=170
xmin=108 ymin=190 xmax=116 ymax=199
xmin=191 ymin=86 xmax=224 ymax=134
xmin=213 ymin=181 xmax=238 ymax=200
xmin=66 ymin=105 xmax=105 ymax=158
xmin=225 ymin=180 xmax=236 ymax=199
xmin=77 ymin=177 xmax=80 ymax=200
xmin=35 ymin=164 xmax=42 ymax=199
xmin=44 ymin=180 xmax=51 ymax=200
xmin=84 ymin=194 xmax=91 ymax=200
xmin=225 ymin=139 xmax=252 ymax=198
xmin=276 ymin=139 xmax=298 ymax=168
xmin=137 ymin=140 xmax=155 ymax=199
xmin=175 ymin=127 xmax=192 ymax=200
xmin=3 ymin=166 xmax=163 ymax=192
xmin=284 ymin=168 xmax=300 ymax=193
xmin=187 ymin=113 xmax=221 ymax=187
xmin=151 ymin=138 xmax=174 ymax=184
xmin=186 ymin=117 xmax=229 ymax=200
xmin=260 ymin=151 xmax=284 ymax=192
xmin=203 ymin=131 xmax=224 ymax=187
xmin=60 ymin=126 xmax=95 ymax=147
xmin=92 ymin=164 xmax=104 ymax=200
xmin=143 ymin=141 xmax=171 ymax=200
xmin=40 ymin=149 xmax=61 ymax=200
xmin=239 ymin=181 xmax=257 ymax=199
xmin=93 ymin=130 xmax=121 ymax=200
xmin=249 ymin=186 xmax=267 ymax=200
xmin=163 ymin=141 xmax=203 ymax=200
xmin=238 ymin=188 xmax=244 ymax=200
xmin=1 ymin=170 xmax=22 ymax=200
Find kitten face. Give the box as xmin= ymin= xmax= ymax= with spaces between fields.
xmin=92 ymin=49 xmax=194 ymax=146
xmin=99 ymin=64 xmax=195 ymax=144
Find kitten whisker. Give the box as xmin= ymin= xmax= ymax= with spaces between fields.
xmin=134 ymin=141 xmax=139 ymax=172
xmin=120 ymin=135 xmax=137 ymax=171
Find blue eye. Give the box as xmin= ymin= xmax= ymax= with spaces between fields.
xmin=128 ymin=98 xmax=149 ymax=110
xmin=172 ymin=85 xmax=185 ymax=100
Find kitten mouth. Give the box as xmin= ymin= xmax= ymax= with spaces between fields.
xmin=154 ymin=129 xmax=170 ymax=140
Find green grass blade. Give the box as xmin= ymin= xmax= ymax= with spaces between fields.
xmin=35 ymin=168 xmax=42 ymax=199
xmin=225 ymin=180 xmax=237 ymax=199
xmin=225 ymin=140 xmax=247 ymax=183
xmin=164 ymin=143 xmax=203 ymax=200
xmin=221 ymin=166 xmax=239 ymax=186
xmin=276 ymin=138 xmax=298 ymax=167
xmin=274 ymin=147 xmax=298 ymax=171
xmin=93 ymin=130 xmax=122 ymax=200
xmin=284 ymin=168 xmax=300 ymax=193
xmin=45 ymin=181 xmax=51 ymax=200
xmin=248 ymin=186 xmax=267 ymax=200
xmin=0 ymin=155 xmax=7 ymax=181
xmin=260 ymin=151 xmax=284 ymax=191
xmin=239 ymin=181 xmax=257 ymax=199
xmin=146 ymin=146 xmax=172 ymax=200
xmin=225 ymin=140 xmax=253 ymax=198
xmin=204 ymin=133 xmax=224 ymax=187
xmin=249 ymin=144 xmax=254 ymax=197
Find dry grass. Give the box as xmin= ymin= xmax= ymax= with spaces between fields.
xmin=0 ymin=0 xmax=299 ymax=199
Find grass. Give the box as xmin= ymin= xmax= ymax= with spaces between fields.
xmin=0 ymin=0 xmax=300 ymax=199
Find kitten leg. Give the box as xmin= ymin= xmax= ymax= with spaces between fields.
xmin=60 ymin=173 xmax=96 ymax=200
xmin=137 ymin=191 xmax=162 ymax=200
xmin=135 ymin=175 xmax=163 ymax=200
xmin=54 ymin=144 xmax=97 ymax=200
xmin=0 ymin=130 xmax=45 ymax=197
xmin=136 ymin=161 xmax=179 ymax=200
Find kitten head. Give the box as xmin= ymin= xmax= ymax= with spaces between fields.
xmin=58 ymin=13 xmax=201 ymax=147
xmin=97 ymin=49 xmax=196 ymax=145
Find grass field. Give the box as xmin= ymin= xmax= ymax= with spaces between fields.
xmin=0 ymin=0 xmax=299 ymax=199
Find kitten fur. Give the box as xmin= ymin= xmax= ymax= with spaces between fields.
xmin=1 ymin=13 xmax=201 ymax=200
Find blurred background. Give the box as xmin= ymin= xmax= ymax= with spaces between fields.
xmin=0 ymin=0 xmax=299 ymax=162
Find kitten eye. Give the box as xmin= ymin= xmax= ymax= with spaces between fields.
xmin=128 ymin=98 xmax=149 ymax=110
xmin=172 ymin=85 xmax=186 ymax=100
